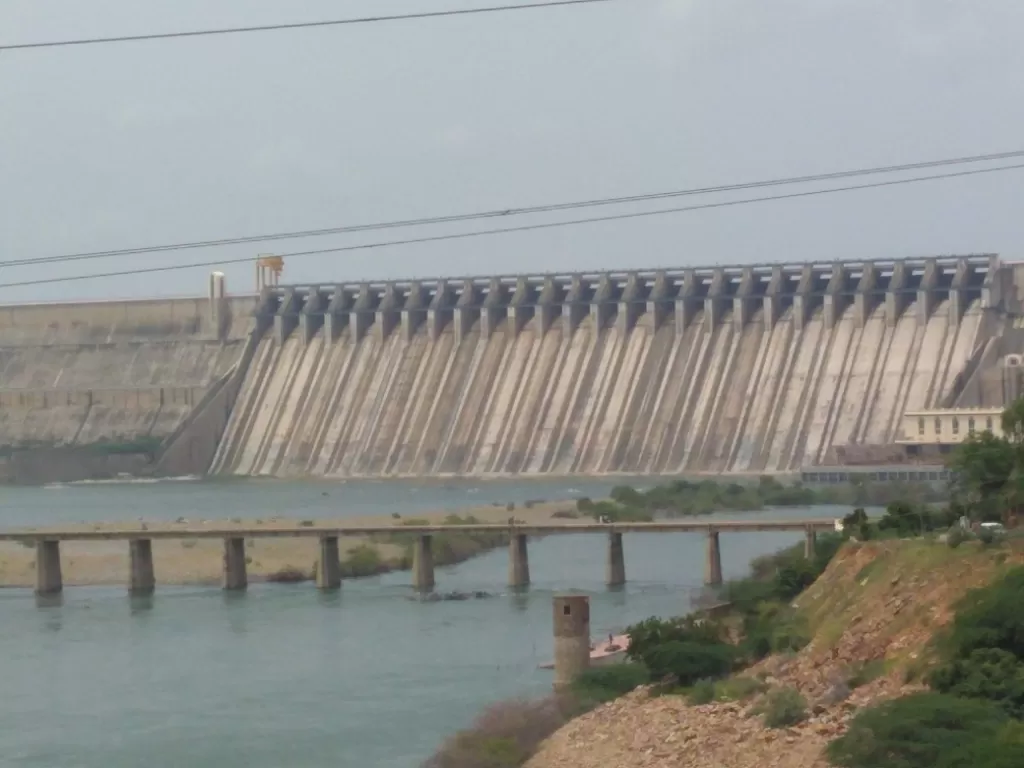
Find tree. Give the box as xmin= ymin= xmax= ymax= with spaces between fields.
xmin=949 ymin=430 xmax=1015 ymax=523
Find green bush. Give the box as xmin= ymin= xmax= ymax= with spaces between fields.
xmin=941 ymin=566 xmax=1024 ymax=661
xmin=758 ymin=687 xmax=807 ymax=728
xmin=927 ymin=648 xmax=1024 ymax=719
xmin=625 ymin=616 xmax=725 ymax=665
xmin=847 ymin=658 xmax=887 ymax=689
xmin=570 ymin=664 xmax=649 ymax=706
xmin=340 ymin=544 xmax=385 ymax=578
xmin=826 ymin=693 xmax=1008 ymax=768
xmin=937 ymin=721 xmax=1024 ymax=768
xmin=714 ymin=676 xmax=767 ymax=702
xmin=641 ymin=641 xmax=735 ymax=687
xmin=687 ymin=679 xmax=716 ymax=704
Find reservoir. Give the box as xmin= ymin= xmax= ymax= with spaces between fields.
xmin=0 ymin=479 xmax=840 ymax=767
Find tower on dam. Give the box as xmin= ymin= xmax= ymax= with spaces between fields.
xmin=0 ymin=254 xmax=1017 ymax=481
xmin=207 ymin=254 xmax=1010 ymax=478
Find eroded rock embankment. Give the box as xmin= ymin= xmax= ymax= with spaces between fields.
xmin=525 ymin=539 xmax=1024 ymax=768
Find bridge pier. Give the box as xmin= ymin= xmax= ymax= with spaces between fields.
xmin=704 ymin=530 xmax=723 ymax=586
xmin=805 ymin=529 xmax=817 ymax=559
xmin=223 ymin=537 xmax=247 ymax=591
xmin=508 ymin=533 xmax=530 ymax=589
xmin=317 ymin=536 xmax=342 ymax=590
xmin=35 ymin=540 xmax=63 ymax=595
xmin=607 ymin=532 xmax=625 ymax=587
xmin=552 ymin=594 xmax=591 ymax=692
xmin=413 ymin=534 xmax=435 ymax=591
xmin=129 ymin=539 xmax=155 ymax=594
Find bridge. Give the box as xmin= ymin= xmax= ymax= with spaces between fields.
xmin=0 ymin=519 xmax=837 ymax=596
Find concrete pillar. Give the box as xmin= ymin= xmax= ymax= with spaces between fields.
xmin=704 ymin=530 xmax=723 ymax=586
xmin=128 ymin=539 xmax=155 ymax=594
xmin=35 ymin=540 xmax=62 ymax=595
xmin=552 ymin=594 xmax=590 ymax=692
xmin=606 ymin=531 xmax=625 ymax=587
xmin=805 ymin=529 xmax=817 ymax=560
xmin=413 ymin=534 xmax=435 ymax=591
xmin=223 ymin=537 xmax=247 ymax=591
xmin=508 ymin=533 xmax=530 ymax=589
xmin=317 ymin=536 xmax=342 ymax=590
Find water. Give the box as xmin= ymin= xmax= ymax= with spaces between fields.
xmin=0 ymin=479 xmax=847 ymax=767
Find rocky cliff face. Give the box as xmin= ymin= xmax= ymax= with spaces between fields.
xmin=525 ymin=539 xmax=1024 ymax=768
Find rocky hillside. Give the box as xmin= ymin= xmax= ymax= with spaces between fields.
xmin=525 ymin=539 xmax=1024 ymax=768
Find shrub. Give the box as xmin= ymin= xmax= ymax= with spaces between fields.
xmin=937 ymin=720 xmax=1024 ymax=768
xmin=758 ymin=687 xmax=807 ymax=728
xmin=266 ymin=566 xmax=310 ymax=583
xmin=626 ymin=616 xmax=726 ymax=665
xmin=768 ymin=614 xmax=812 ymax=653
xmin=340 ymin=544 xmax=385 ymax=578
xmin=687 ymin=680 xmax=716 ymax=704
xmin=551 ymin=509 xmax=578 ymax=519
xmin=826 ymin=692 xmax=1008 ymax=768
xmin=947 ymin=527 xmax=969 ymax=549
xmin=609 ymin=485 xmax=645 ymax=506
xmin=927 ymin=648 xmax=1024 ymax=719
xmin=423 ymin=697 xmax=573 ymax=768
xmin=847 ymin=658 xmax=887 ymax=689
xmin=714 ymin=676 xmax=767 ymax=702
xmin=941 ymin=566 xmax=1024 ymax=660
xmin=641 ymin=641 xmax=735 ymax=687
xmin=570 ymin=664 xmax=649 ymax=706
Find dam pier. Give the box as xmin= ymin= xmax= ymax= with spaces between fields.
xmin=1 ymin=520 xmax=834 ymax=596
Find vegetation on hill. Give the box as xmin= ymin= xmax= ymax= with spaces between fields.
xmin=828 ymin=565 xmax=1024 ymax=768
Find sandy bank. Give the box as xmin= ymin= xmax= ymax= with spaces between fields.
xmin=0 ymin=501 xmax=573 ymax=588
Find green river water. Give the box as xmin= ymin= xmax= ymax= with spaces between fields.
xmin=0 ymin=478 xmax=843 ymax=767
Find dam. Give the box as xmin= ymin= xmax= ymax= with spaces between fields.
xmin=1 ymin=254 xmax=1021 ymax=481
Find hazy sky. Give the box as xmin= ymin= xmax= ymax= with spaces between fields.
xmin=1 ymin=0 xmax=1023 ymax=302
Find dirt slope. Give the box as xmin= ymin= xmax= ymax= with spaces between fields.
xmin=526 ymin=539 xmax=1024 ymax=768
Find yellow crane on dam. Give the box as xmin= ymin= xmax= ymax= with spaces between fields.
xmin=256 ymin=254 xmax=284 ymax=290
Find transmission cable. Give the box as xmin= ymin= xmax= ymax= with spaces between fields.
xmin=6 ymin=148 xmax=1024 ymax=271
xmin=1 ymin=161 xmax=1019 ymax=289
xmin=0 ymin=0 xmax=618 ymax=51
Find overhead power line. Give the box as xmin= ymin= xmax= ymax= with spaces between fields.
xmin=6 ymin=148 xmax=1024 ymax=271
xmin=0 ymin=0 xmax=616 ymax=51
xmin=1 ymin=161 xmax=1020 ymax=290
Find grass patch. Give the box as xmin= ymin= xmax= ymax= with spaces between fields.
xmin=570 ymin=664 xmax=649 ymax=706
xmin=716 ymin=675 xmax=769 ymax=701
xmin=847 ymin=658 xmax=887 ymax=689
xmin=756 ymin=687 xmax=808 ymax=728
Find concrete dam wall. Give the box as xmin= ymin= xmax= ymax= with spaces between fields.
xmin=211 ymin=255 xmax=1001 ymax=477
xmin=0 ymin=296 xmax=255 ymax=451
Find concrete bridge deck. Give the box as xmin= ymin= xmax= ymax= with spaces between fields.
xmin=0 ymin=518 xmax=837 ymax=542
xmin=4 ymin=518 xmax=835 ymax=596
